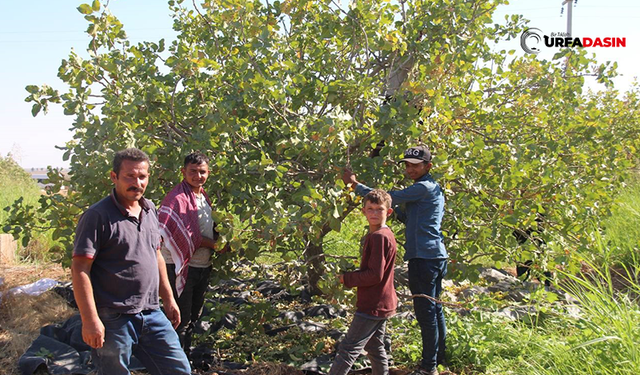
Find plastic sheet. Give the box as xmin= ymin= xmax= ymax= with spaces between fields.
xmin=0 ymin=278 xmax=59 ymax=304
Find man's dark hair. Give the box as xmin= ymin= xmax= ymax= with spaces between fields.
xmin=363 ymin=189 xmax=392 ymax=209
xmin=113 ymin=148 xmax=150 ymax=175
xmin=183 ymin=152 xmax=209 ymax=167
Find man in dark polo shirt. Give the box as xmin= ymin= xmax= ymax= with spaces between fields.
xmin=71 ymin=148 xmax=191 ymax=375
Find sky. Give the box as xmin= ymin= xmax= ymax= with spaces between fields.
xmin=0 ymin=0 xmax=638 ymax=169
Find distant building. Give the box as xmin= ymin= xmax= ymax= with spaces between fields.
xmin=24 ymin=168 xmax=70 ymax=191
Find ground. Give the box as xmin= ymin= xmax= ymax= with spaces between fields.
xmin=0 ymin=263 xmax=75 ymax=375
xmin=0 ymin=263 xmax=438 ymax=375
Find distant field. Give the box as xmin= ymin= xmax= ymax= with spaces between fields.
xmin=0 ymin=158 xmax=41 ymax=228
xmin=0 ymin=157 xmax=61 ymax=263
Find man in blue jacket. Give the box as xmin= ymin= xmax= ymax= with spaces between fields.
xmin=342 ymin=145 xmax=447 ymax=375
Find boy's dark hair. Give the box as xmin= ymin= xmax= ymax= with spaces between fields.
xmin=363 ymin=189 xmax=392 ymax=209
xmin=113 ymin=148 xmax=149 ymax=175
xmin=184 ymin=152 xmax=209 ymax=167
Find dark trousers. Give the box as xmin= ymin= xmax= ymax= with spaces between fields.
xmin=329 ymin=314 xmax=389 ymax=375
xmin=166 ymin=264 xmax=212 ymax=355
xmin=408 ymin=258 xmax=448 ymax=371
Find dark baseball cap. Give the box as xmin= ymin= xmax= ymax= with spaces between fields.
xmin=399 ymin=145 xmax=431 ymax=164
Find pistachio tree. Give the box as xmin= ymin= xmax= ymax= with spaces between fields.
xmin=9 ymin=0 xmax=639 ymax=292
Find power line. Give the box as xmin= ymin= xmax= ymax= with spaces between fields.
xmin=559 ymin=4 xmax=640 ymax=8
xmin=496 ymin=6 xmax=559 ymax=11
xmin=0 ymin=38 xmax=174 ymax=43
xmin=0 ymin=28 xmax=173 ymax=35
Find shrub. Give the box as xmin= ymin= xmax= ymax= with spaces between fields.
xmin=0 ymin=156 xmax=40 ymax=226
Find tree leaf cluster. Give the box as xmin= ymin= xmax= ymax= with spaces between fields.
xmin=11 ymin=0 xmax=640 ymax=289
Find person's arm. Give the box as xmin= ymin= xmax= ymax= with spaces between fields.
xmin=157 ymin=249 xmax=181 ymax=328
xmin=354 ymin=183 xmax=373 ymax=197
xmin=393 ymin=204 xmax=407 ymax=223
xmin=200 ymin=236 xmax=217 ymax=250
xmin=343 ymin=234 xmax=388 ymax=288
xmin=388 ymin=182 xmax=428 ymax=204
xmin=71 ymin=256 xmax=104 ymax=349
xmin=342 ymin=168 xmax=373 ymax=196
xmin=342 ymin=168 xmax=359 ymax=187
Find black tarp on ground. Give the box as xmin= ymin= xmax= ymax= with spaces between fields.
xmin=17 ymin=273 xmax=367 ymax=375
xmin=18 ymin=314 xmax=145 ymax=375
xmin=18 ymin=314 xmax=91 ymax=375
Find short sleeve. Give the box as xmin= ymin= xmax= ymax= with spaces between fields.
xmin=73 ymin=209 xmax=102 ymax=259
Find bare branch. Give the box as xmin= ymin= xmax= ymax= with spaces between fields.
xmin=168 ymin=77 xmax=188 ymax=139
xmin=192 ymin=0 xmax=220 ymax=50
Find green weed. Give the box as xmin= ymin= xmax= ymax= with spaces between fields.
xmin=0 ymin=157 xmax=41 ymax=226
xmin=525 ymin=256 xmax=640 ymax=375
xmin=602 ymin=179 xmax=640 ymax=266
xmin=438 ymin=255 xmax=640 ymax=375
xmin=0 ymin=156 xmax=60 ymax=263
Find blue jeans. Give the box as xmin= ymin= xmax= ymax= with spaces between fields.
xmin=408 ymin=258 xmax=448 ymax=371
xmin=329 ymin=313 xmax=389 ymax=375
xmin=93 ymin=309 xmax=191 ymax=375
xmin=166 ymin=264 xmax=212 ymax=353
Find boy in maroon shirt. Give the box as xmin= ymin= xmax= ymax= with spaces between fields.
xmin=329 ymin=189 xmax=398 ymax=375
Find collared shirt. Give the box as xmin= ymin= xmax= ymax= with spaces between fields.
xmin=356 ymin=173 xmax=447 ymax=261
xmin=73 ymin=189 xmax=161 ymax=314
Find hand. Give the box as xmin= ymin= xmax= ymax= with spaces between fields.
xmin=341 ymin=168 xmax=358 ymax=186
xmin=164 ymin=299 xmax=182 ymax=329
xmin=201 ymin=236 xmax=217 ymax=251
xmin=82 ymin=318 xmax=105 ymax=349
xmin=218 ymin=243 xmax=231 ymax=254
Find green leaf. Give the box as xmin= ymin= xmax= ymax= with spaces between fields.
xmin=31 ymin=103 xmax=42 ymax=117
xmin=25 ymin=85 xmax=39 ymax=94
xmin=329 ymin=217 xmax=341 ymax=232
xmin=77 ymin=4 xmax=93 ymax=14
xmin=91 ymin=0 xmax=100 ymax=11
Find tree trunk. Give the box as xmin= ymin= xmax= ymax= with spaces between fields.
xmin=383 ymin=53 xmax=415 ymax=97
xmin=304 ymin=240 xmax=325 ymax=296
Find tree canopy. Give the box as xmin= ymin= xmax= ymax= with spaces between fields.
xmin=9 ymin=0 xmax=640 ymax=290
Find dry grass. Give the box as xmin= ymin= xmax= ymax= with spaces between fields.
xmin=0 ymin=263 xmax=70 ymax=291
xmin=0 ymin=263 xmax=74 ymax=375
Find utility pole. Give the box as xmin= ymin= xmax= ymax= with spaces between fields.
xmin=561 ymin=0 xmax=575 ymax=74
xmin=563 ymin=0 xmax=573 ymax=36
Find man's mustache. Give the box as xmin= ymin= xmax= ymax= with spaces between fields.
xmin=127 ymin=187 xmax=143 ymax=192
